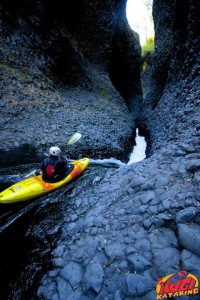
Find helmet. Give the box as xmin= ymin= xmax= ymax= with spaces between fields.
xmin=49 ymin=146 xmax=61 ymax=157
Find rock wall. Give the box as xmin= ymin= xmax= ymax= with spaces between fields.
xmin=1 ymin=0 xmax=200 ymax=299
xmin=144 ymin=0 xmax=200 ymax=154
xmin=0 ymin=0 xmax=142 ymax=163
xmin=36 ymin=0 xmax=200 ymax=299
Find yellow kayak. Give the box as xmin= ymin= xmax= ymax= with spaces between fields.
xmin=0 ymin=158 xmax=90 ymax=204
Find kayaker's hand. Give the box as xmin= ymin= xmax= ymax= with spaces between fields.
xmin=35 ymin=169 xmax=42 ymax=176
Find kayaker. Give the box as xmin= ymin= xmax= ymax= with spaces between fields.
xmin=36 ymin=146 xmax=68 ymax=182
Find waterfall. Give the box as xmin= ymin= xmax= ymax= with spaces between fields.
xmin=127 ymin=128 xmax=146 ymax=165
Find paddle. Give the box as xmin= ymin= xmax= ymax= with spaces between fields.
xmin=24 ymin=132 xmax=82 ymax=178
xmin=67 ymin=132 xmax=82 ymax=145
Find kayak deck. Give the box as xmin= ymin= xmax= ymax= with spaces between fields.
xmin=0 ymin=158 xmax=89 ymax=204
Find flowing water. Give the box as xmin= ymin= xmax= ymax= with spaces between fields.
xmin=0 ymin=129 xmax=147 ymax=299
xmin=127 ymin=128 xmax=147 ymax=164
xmin=0 ymin=165 xmax=112 ymax=299
xmin=88 ymin=128 xmax=147 ymax=167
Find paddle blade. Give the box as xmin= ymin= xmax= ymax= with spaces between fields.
xmin=67 ymin=132 xmax=82 ymax=145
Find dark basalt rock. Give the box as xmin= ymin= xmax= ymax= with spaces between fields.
xmin=0 ymin=0 xmax=200 ymax=299
xmin=144 ymin=0 xmax=200 ymax=154
xmin=0 ymin=0 xmax=142 ymax=162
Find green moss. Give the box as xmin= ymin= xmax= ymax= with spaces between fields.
xmin=141 ymin=36 xmax=155 ymax=70
xmin=100 ymin=85 xmax=107 ymax=99
xmin=0 ymin=63 xmax=54 ymax=90
xmin=41 ymin=80 xmax=48 ymax=89
xmin=142 ymin=36 xmax=155 ymax=56
xmin=10 ymin=53 xmax=18 ymax=60
xmin=0 ymin=63 xmax=29 ymax=81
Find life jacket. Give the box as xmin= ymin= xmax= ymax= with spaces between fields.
xmin=45 ymin=158 xmax=58 ymax=178
xmin=45 ymin=164 xmax=55 ymax=177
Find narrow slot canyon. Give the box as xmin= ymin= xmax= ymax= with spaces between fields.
xmin=0 ymin=0 xmax=199 ymax=299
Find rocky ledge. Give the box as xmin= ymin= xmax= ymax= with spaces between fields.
xmin=0 ymin=83 xmax=134 ymax=163
xmin=37 ymin=138 xmax=200 ymax=299
xmin=0 ymin=0 xmax=200 ymax=299
xmin=0 ymin=0 xmax=142 ymax=163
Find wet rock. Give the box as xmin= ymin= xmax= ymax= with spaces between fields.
xmin=104 ymin=243 xmax=124 ymax=259
xmin=185 ymin=160 xmax=200 ymax=173
xmin=126 ymin=273 xmax=153 ymax=297
xmin=176 ymin=207 xmax=198 ymax=223
xmin=178 ymin=223 xmax=200 ymax=256
xmin=143 ymin=219 xmax=152 ymax=230
xmin=67 ymin=290 xmax=83 ymax=300
xmin=60 ymin=262 xmax=83 ymax=287
xmin=82 ymin=262 xmax=104 ymax=293
xmin=37 ymin=279 xmax=57 ymax=299
xmin=127 ymin=254 xmax=151 ymax=272
xmin=181 ymin=249 xmax=200 ymax=278
xmin=114 ymin=290 xmax=123 ymax=300
xmin=57 ymin=278 xmax=73 ymax=300
xmin=140 ymin=191 xmax=156 ymax=205
xmin=194 ymin=187 xmax=200 ymax=201
xmin=194 ymin=171 xmax=200 ymax=184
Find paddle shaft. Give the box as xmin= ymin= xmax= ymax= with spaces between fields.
xmin=24 ymin=132 xmax=82 ymax=178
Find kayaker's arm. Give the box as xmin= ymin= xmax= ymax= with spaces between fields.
xmin=25 ymin=133 xmax=81 ymax=179
xmin=24 ymin=169 xmax=39 ymax=178
xmin=35 ymin=158 xmax=48 ymax=176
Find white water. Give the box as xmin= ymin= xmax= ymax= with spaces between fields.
xmin=89 ymin=157 xmax=126 ymax=168
xmin=127 ymin=128 xmax=146 ymax=165
xmin=89 ymin=128 xmax=147 ymax=168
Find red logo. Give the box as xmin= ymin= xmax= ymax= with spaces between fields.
xmin=156 ymin=271 xmax=199 ymax=299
